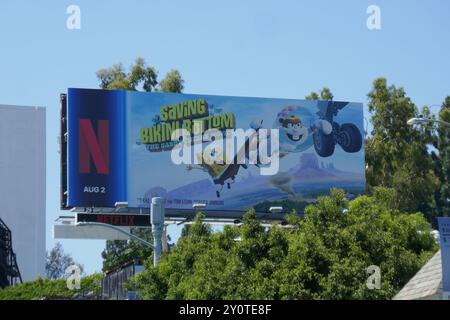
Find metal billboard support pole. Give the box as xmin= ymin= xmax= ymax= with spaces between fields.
xmin=162 ymin=225 xmax=169 ymax=253
xmin=151 ymin=197 xmax=165 ymax=267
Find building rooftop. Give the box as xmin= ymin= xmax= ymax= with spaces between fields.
xmin=393 ymin=250 xmax=442 ymax=300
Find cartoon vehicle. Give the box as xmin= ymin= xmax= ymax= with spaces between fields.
xmin=313 ymin=101 xmax=363 ymax=157
xmin=186 ymin=124 xmax=265 ymax=198
xmin=275 ymin=102 xmax=363 ymax=157
xmin=187 ymin=148 xmax=249 ymax=198
xmin=186 ymin=100 xmax=363 ymax=197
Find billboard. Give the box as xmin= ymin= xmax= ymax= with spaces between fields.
xmin=64 ymin=88 xmax=365 ymax=217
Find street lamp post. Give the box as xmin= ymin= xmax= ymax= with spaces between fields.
xmin=151 ymin=197 xmax=166 ymax=267
xmin=78 ymin=198 xmax=166 ymax=267
xmin=407 ymin=115 xmax=450 ymax=128
xmin=76 ymin=221 xmax=152 ymax=247
xmin=407 ymin=104 xmax=450 ymax=129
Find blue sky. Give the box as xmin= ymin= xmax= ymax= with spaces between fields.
xmin=0 ymin=0 xmax=449 ymax=274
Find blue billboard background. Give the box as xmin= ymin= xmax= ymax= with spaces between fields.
xmin=67 ymin=88 xmax=365 ymax=214
xmin=67 ymin=88 xmax=127 ymax=207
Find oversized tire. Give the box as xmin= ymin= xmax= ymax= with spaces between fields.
xmin=313 ymin=130 xmax=335 ymax=157
xmin=339 ymin=123 xmax=362 ymax=153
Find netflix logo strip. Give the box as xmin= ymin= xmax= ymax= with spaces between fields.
xmin=76 ymin=213 xmax=151 ymax=227
xmin=78 ymin=119 xmax=109 ymax=175
xmin=67 ymin=88 xmax=127 ymax=208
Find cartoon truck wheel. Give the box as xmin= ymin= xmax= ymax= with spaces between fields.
xmin=314 ymin=122 xmax=363 ymax=157
xmin=337 ymin=123 xmax=362 ymax=152
xmin=313 ymin=101 xmax=363 ymax=157
xmin=313 ymin=129 xmax=335 ymax=157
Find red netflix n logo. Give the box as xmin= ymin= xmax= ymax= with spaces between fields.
xmin=79 ymin=119 xmax=109 ymax=174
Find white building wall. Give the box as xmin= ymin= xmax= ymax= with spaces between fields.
xmin=0 ymin=105 xmax=46 ymax=281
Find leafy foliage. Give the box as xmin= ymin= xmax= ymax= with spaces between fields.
xmin=0 ymin=274 xmax=102 ymax=300
xmin=365 ymin=78 xmax=439 ymax=222
xmin=101 ymin=228 xmax=153 ymax=272
xmin=132 ymin=189 xmax=437 ymax=300
xmin=96 ymin=57 xmax=184 ymax=93
xmin=253 ymin=199 xmax=309 ymax=215
xmin=157 ymin=69 xmax=184 ymax=93
xmin=305 ymin=87 xmax=333 ymax=101
xmin=45 ymin=242 xmax=84 ymax=279
xmin=431 ymin=96 xmax=450 ymax=218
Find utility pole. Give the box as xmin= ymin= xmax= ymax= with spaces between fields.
xmin=151 ymin=197 xmax=165 ymax=267
xmin=162 ymin=225 xmax=169 ymax=253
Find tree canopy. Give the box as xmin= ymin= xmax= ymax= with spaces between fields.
xmin=431 ymin=96 xmax=450 ymax=218
xmin=46 ymin=242 xmax=84 ymax=279
xmin=365 ymin=78 xmax=439 ymax=220
xmin=0 ymin=274 xmax=102 ymax=300
xmin=96 ymin=57 xmax=184 ymax=93
xmin=132 ymin=189 xmax=437 ymax=300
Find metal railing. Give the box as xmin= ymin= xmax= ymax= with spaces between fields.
xmin=0 ymin=217 xmax=22 ymax=288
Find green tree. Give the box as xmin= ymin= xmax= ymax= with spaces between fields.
xmin=46 ymin=242 xmax=84 ymax=279
xmin=0 ymin=274 xmax=102 ymax=300
xmin=132 ymin=189 xmax=437 ymax=300
xmin=96 ymin=57 xmax=184 ymax=92
xmin=157 ymin=69 xmax=184 ymax=93
xmin=278 ymin=188 xmax=436 ymax=299
xmin=365 ymin=78 xmax=438 ymax=221
xmin=101 ymin=228 xmax=153 ymax=272
xmin=305 ymin=87 xmax=334 ymax=100
xmin=98 ymin=57 xmax=184 ymax=271
xmin=431 ymin=96 xmax=450 ymax=217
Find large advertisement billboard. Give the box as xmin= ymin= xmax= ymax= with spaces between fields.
xmin=65 ymin=88 xmax=365 ymax=216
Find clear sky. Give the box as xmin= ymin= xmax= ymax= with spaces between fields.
xmin=0 ymin=0 xmax=449 ymax=274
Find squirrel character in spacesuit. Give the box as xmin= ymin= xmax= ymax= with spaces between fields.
xmin=278 ymin=115 xmax=332 ymax=153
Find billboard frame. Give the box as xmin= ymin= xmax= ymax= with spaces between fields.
xmin=70 ymin=206 xmax=290 ymax=222
xmin=61 ymin=89 xmax=365 ymax=221
xmin=60 ymin=93 xmax=71 ymax=210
